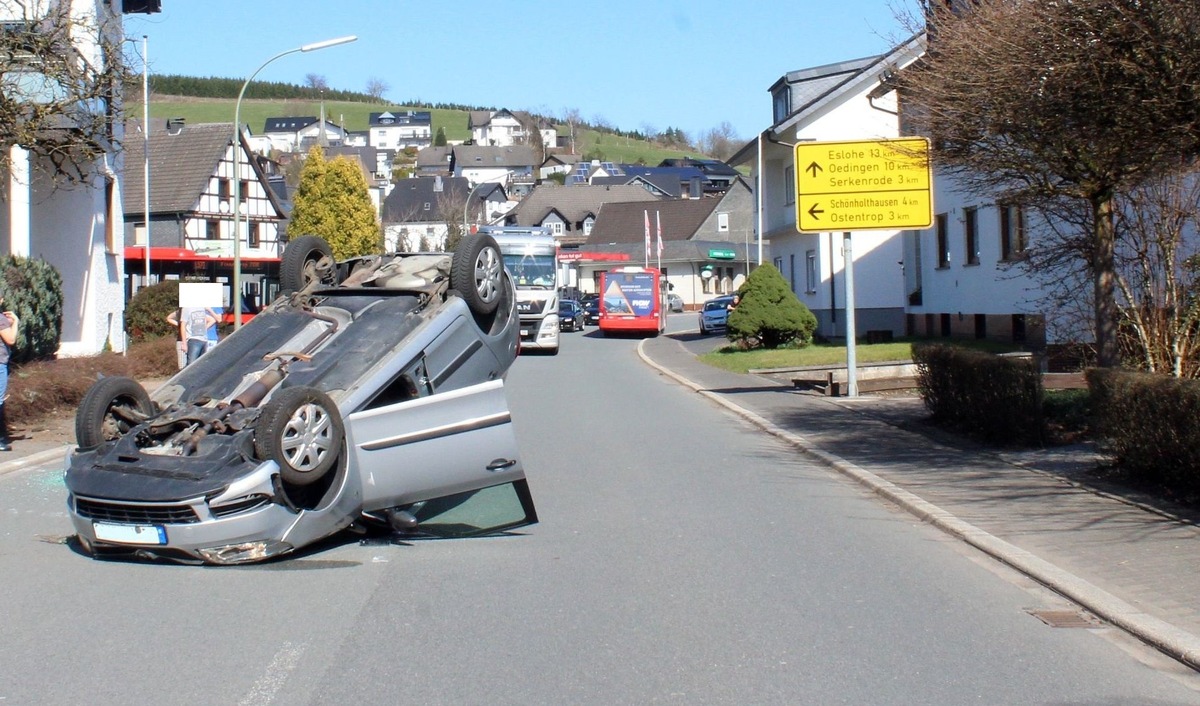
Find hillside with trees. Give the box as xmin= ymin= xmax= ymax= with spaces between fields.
xmin=132 ymin=75 xmax=728 ymax=165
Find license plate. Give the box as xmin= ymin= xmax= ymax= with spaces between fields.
xmin=93 ymin=522 xmax=167 ymax=545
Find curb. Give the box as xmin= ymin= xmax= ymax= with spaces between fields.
xmin=0 ymin=445 xmax=72 ymax=479
xmin=636 ymin=339 xmax=1200 ymax=672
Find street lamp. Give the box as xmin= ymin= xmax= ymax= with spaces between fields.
xmin=231 ymin=35 xmax=356 ymax=329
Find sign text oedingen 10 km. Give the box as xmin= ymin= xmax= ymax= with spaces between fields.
xmin=794 ymin=138 xmax=932 ymax=233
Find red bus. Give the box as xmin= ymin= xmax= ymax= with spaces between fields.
xmin=598 ymin=266 xmax=667 ymax=337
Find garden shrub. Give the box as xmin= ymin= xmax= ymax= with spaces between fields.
xmin=125 ymin=280 xmax=179 ymax=343
xmin=727 ymin=264 xmax=817 ymax=349
xmin=914 ymin=343 xmax=1044 ymax=445
xmin=0 ymin=255 xmax=63 ymax=363
xmin=1087 ymin=368 xmax=1200 ymax=497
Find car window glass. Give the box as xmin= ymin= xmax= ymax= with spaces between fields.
xmin=400 ymin=480 xmax=537 ymax=538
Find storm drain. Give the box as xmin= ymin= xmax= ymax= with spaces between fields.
xmin=1026 ymin=608 xmax=1103 ymax=629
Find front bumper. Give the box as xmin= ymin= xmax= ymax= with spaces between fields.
xmin=519 ymin=315 xmax=560 ymax=349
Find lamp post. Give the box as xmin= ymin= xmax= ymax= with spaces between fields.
xmin=231 ymin=35 xmax=356 ymax=329
xmin=141 ymin=35 xmax=150 ymax=289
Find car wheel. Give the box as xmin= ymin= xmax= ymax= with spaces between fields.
xmin=280 ymin=235 xmax=338 ymax=294
xmin=450 ymin=233 xmax=502 ymax=316
xmin=75 ymin=376 xmax=155 ymax=448
xmin=254 ymin=386 xmax=344 ymax=487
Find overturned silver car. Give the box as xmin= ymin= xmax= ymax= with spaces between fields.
xmin=64 ymin=233 xmax=537 ymax=565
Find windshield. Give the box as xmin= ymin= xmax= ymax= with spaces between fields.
xmin=503 ymin=253 xmax=556 ymax=289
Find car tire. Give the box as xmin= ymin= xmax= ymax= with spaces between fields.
xmin=450 ymin=233 xmax=503 ymax=316
xmin=75 ymin=376 xmax=155 ymax=448
xmin=280 ymin=235 xmax=338 ymax=295
xmin=254 ymin=386 xmax=344 ymax=487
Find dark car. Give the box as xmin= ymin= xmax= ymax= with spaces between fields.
xmin=583 ymin=298 xmax=600 ymax=326
xmin=558 ymin=299 xmax=585 ymax=332
xmin=64 ymin=233 xmax=537 ymax=565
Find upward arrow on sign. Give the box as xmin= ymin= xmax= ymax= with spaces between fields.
xmin=805 ymin=162 xmax=823 ymax=179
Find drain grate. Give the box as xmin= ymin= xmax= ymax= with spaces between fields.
xmin=1026 ymin=608 xmax=1102 ymax=628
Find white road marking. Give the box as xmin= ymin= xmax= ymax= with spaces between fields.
xmin=238 ymin=641 xmax=306 ymax=706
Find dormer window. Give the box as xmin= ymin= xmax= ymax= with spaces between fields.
xmin=772 ymin=85 xmax=791 ymax=124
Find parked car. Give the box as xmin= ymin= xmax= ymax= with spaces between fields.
xmin=64 ymin=233 xmax=537 ymax=565
xmin=667 ymin=292 xmax=684 ymax=313
xmin=559 ymin=299 xmax=585 ymax=332
xmin=698 ymin=295 xmax=736 ymax=334
xmin=583 ymin=298 xmax=601 ymax=326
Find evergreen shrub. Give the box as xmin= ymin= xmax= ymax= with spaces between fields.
xmin=0 ymin=255 xmax=63 ymax=363
xmin=726 ymin=264 xmax=816 ymax=349
xmin=125 ymin=280 xmax=179 ymax=343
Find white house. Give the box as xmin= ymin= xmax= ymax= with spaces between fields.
xmin=730 ymin=34 xmax=926 ymax=341
xmin=1 ymin=0 xmax=136 ymax=355
xmin=450 ymin=145 xmax=537 ymax=194
xmin=903 ymin=169 xmax=1048 ymax=346
xmin=368 ymin=110 xmax=432 ymax=150
xmin=262 ymin=116 xmax=347 ymax=154
xmin=468 ymin=109 xmax=556 ymax=149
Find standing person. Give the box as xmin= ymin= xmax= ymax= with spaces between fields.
xmin=167 ymin=306 xmax=218 ymax=366
xmin=0 ymin=295 xmax=20 ymax=451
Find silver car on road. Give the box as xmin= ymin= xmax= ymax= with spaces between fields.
xmin=64 ymin=233 xmax=537 ymax=565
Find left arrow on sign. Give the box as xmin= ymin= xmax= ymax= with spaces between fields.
xmin=807 ymin=203 xmax=824 ymax=220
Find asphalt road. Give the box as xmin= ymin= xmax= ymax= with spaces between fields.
xmin=1 ymin=312 xmax=1198 ymax=704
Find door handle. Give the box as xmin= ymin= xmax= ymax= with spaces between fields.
xmin=487 ymin=458 xmax=517 ymax=472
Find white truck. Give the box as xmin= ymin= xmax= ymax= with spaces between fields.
xmin=479 ymin=226 xmax=560 ymax=355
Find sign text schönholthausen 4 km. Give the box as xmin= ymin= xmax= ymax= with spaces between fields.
xmin=794 ymin=138 xmax=932 ymax=233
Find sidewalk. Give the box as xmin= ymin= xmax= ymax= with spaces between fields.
xmin=639 ymin=334 xmax=1200 ymax=671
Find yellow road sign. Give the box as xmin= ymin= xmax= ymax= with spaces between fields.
xmin=794 ymin=138 xmax=932 ymax=232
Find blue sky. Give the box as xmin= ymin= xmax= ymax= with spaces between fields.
xmin=124 ymin=1 xmax=917 ymax=143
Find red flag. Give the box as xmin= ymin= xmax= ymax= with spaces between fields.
xmin=644 ymin=210 xmax=651 ymax=262
xmin=656 ymin=211 xmax=663 ymax=258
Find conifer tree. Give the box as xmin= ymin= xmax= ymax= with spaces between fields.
xmin=288 ymin=147 xmax=382 ymax=259
xmin=727 ymin=265 xmax=816 ymax=349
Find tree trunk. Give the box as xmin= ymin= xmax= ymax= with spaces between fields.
xmin=1093 ymin=195 xmax=1121 ymax=367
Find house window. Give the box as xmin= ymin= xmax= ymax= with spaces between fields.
xmin=248 ymin=222 xmax=260 ymax=248
xmin=964 ymin=207 xmax=979 ymax=265
xmin=218 ymin=178 xmax=231 ymax=202
xmin=717 ymin=212 xmax=729 ymax=232
xmin=1000 ymin=203 xmax=1026 ymax=260
xmin=206 ymin=220 xmax=219 ymax=240
xmin=805 ymin=250 xmax=817 ymax=293
xmin=772 ymin=86 xmax=790 ymax=124
xmin=935 ymin=213 xmax=950 ymax=268
xmin=784 ymin=165 xmax=795 ymax=206
xmin=423 ymin=202 xmax=431 ymax=211
xmin=583 ymin=219 xmax=594 ymax=236
xmin=550 ymin=222 xmax=563 ymax=235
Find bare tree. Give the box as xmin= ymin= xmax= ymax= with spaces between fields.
xmin=304 ymin=73 xmax=328 ymax=91
xmin=365 ymin=76 xmax=389 ymax=101
xmin=515 ymin=112 xmax=546 ymax=164
xmin=1113 ymin=170 xmax=1200 ymax=377
xmin=899 ymin=0 xmax=1200 ymax=367
xmin=0 ymin=4 xmax=127 ymax=185
xmin=561 ymin=107 xmax=582 ymax=154
xmin=698 ymin=121 xmax=739 ymax=161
